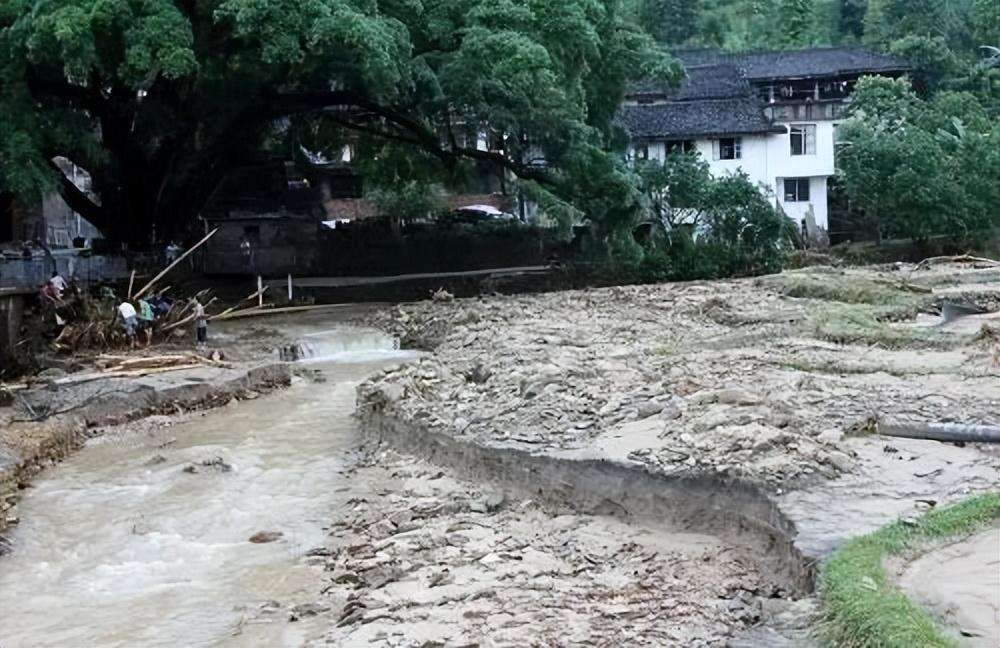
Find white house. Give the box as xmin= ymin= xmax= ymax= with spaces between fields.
xmin=619 ymin=48 xmax=907 ymax=235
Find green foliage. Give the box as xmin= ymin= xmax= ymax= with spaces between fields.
xmin=611 ymin=153 xmax=792 ymax=282
xmin=779 ymin=0 xmax=814 ymax=46
xmin=837 ymin=76 xmax=1000 ymax=244
xmin=820 ymin=492 xmax=1000 ymax=648
xmin=838 ymin=0 xmax=867 ymax=41
xmin=366 ymin=181 xmax=445 ymax=223
xmin=972 ymin=0 xmax=1000 ymax=46
xmin=889 ymin=35 xmax=959 ymax=95
xmin=639 ymin=0 xmax=701 ymax=45
xmin=0 ymin=0 xmax=676 ymax=244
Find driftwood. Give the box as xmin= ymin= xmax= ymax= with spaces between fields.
xmin=214 ymin=286 xmax=269 ymax=320
xmin=914 ymin=254 xmax=1000 ymax=271
xmin=51 ymin=364 xmax=207 ymax=387
xmin=132 ymin=228 xmax=218 ymax=299
xmin=212 ymin=302 xmax=351 ymax=321
xmin=878 ymin=418 xmax=1000 ymax=444
xmin=51 ymin=352 xmax=229 ymax=387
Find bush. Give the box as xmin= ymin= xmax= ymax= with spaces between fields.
xmin=608 ymin=154 xmax=793 ymax=283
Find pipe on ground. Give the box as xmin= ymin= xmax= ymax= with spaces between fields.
xmin=878 ymin=419 xmax=1000 ymax=444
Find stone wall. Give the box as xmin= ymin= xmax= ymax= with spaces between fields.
xmin=0 ymin=254 xmax=129 ymax=289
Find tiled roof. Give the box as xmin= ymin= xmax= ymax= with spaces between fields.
xmin=739 ymin=47 xmax=907 ymax=80
xmin=672 ymin=47 xmax=907 ymax=81
xmin=618 ymin=96 xmax=780 ymax=140
xmin=620 ymin=47 xmax=906 ymax=140
xmin=631 ymin=64 xmax=749 ymax=101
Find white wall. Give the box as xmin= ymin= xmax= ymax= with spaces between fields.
xmin=777 ymin=176 xmax=827 ymax=229
xmin=631 ymin=120 xmax=836 ymax=230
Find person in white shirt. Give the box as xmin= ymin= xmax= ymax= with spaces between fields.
xmin=49 ymin=272 xmax=67 ymax=299
xmin=117 ymin=301 xmax=138 ymax=347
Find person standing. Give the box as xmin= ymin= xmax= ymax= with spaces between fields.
xmin=138 ymin=298 xmax=155 ymax=347
xmin=193 ymin=298 xmax=208 ymax=348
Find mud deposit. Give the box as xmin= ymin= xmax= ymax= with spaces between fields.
xmin=313 ymin=447 xmax=781 ymax=647
xmin=896 ymin=527 xmax=1000 ymax=647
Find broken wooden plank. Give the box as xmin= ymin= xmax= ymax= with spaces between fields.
xmin=133 ymin=228 xmax=218 ymax=299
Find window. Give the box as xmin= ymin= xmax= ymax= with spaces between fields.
xmin=790 ymin=124 xmax=816 ymax=155
xmin=714 ymin=137 xmax=741 ymax=160
xmin=783 ymin=177 xmax=810 ymax=202
xmin=666 ymin=140 xmax=695 ymax=155
xmin=634 ymin=144 xmax=649 ymax=160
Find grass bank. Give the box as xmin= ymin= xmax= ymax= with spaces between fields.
xmin=819 ymin=491 xmax=1000 ymax=647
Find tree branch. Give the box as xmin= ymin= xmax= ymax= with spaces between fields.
xmin=267 ymin=90 xmax=557 ymax=185
xmin=47 ymin=159 xmax=108 ymax=231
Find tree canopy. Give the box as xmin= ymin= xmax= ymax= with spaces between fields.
xmin=837 ymin=76 xmax=1000 ymax=243
xmin=0 ymin=0 xmax=674 ymax=244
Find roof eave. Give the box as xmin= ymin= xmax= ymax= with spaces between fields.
xmin=746 ymin=66 xmax=910 ymax=83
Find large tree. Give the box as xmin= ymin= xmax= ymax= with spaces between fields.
xmin=0 ymin=0 xmax=673 ymax=245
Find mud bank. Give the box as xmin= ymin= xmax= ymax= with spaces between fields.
xmin=359 ymin=406 xmax=812 ymax=595
xmin=0 ymin=361 xmax=290 ymax=538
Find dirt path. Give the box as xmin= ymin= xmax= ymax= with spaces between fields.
xmin=897 ymin=528 xmax=1000 ymax=647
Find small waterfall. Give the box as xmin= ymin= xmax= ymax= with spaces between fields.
xmin=277 ymin=327 xmax=402 ymax=363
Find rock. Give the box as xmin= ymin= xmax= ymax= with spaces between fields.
xmin=290 ymin=602 xmax=330 ymax=618
xmin=249 ymin=530 xmax=283 ymax=543
xmin=37 ymin=368 xmax=67 ymax=380
xmin=332 ymin=570 xmax=361 ymax=584
xmin=816 ymin=428 xmax=843 ymax=445
xmin=636 ymin=401 xmax=664 ymax=420
xmin=469 ymin=491 xmax=505 ymax=513
xmin=716 ymin=388 xmax=762 ymax=406
xmin=660 ymin=403 xmax=682 ymax=420
xmin=144 ymin=454 xmax=167 ymax=466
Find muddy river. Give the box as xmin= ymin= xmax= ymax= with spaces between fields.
xmin=0 ymin=328 xmax=413 ymax=648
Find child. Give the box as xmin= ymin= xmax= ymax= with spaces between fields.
xmin=193 ymin=298 xmax=208 ymax=348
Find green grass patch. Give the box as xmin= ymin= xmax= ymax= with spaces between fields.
xmin=820 ymin=492 xmax=1000 ymax=648
xmin=760 ymin=269 xmax=934 ymax=317
xmin=811 ymin=304 xmax=965 ymax=350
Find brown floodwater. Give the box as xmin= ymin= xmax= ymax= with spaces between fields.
xmin=0 ymin=327 xmax=414 ymax=648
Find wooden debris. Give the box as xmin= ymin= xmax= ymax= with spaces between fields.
xmin=212 ymin=302 xmax=352 ymax=321
xmin=914 ymin=254 xmax=1000 ymax=271
xmin=51 ymin=352 xmax=229 ymax=387
xmin=132 ymin=228 xmax=218 ymax=299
